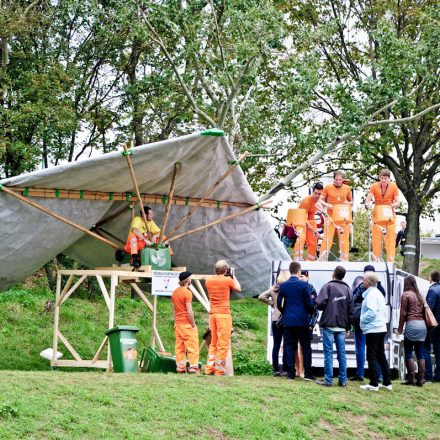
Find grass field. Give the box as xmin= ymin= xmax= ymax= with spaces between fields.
xmin=1 ymin=371 xmax=440 ymax=439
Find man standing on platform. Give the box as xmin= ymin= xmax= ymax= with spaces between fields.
xmin=205 ymin=260 xmax=241 ymax=376
xmin=171 ymin=271 xmax=200 ymax=373
xmin=365 ymin=169 xmax=399 ymax=262
xmin=319 ymin=171 xmax=353 ymax=261
xmin=293 ymin=183 xmax=324 ymax=261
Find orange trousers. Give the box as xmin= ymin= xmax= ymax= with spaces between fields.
xmin=372 ymin=221 xmax=396 ymax=262
xmin=124 ymin=232 xmax=173 ymax=256
xmin=320 ymin=220 xmax=350 ymax=261
xmin=293 ymin=221 xmax=317 ymax=261
xmin=174 ymin=323 xmax=199 ymax=372
xmin=205 ymin=313 xmax=232 ymax=376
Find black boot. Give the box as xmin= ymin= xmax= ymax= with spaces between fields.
xmin=402 ymin=359 xmax=416 ymax=385
xmin=416 ymin=359 xmax=425 ymax=387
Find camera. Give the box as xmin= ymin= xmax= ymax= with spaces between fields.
xmin=225 ymin=267 xmax=234 ymax=278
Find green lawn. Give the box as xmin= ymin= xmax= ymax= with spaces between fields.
xmin=0 ymin=371 xmax=439 ymax=439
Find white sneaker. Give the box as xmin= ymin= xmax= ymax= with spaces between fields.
xmin=360 ymin=384 xmax=379 ymax=391
xmin=379 ymin=384 xmax=393 ymax=391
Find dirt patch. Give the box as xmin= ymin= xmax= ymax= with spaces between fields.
xmin=203 ymin=427 xmax=230 ymax=439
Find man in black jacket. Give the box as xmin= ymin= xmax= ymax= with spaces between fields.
xmin=351 ymin=264 xmax=386 ymax=381
xmin=423 ymin=270 xmax=440 ymax=382
xmin=315 ymin=266 xmax=353 ymax=387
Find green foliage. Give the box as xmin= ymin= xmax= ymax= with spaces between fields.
xmin=351 ymin=208 xmax=370 ymax=259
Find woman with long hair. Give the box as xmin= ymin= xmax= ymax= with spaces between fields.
xmin=258 ymin=270 xmax=290 ymax=376
xmin=397 ymin=275 xmax=428 ymax=386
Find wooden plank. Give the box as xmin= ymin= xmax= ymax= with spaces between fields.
xmin=58 ymin=269 xmax=153 ymax=277
xmin=189 ymin=285 xmax=209 ymax=312
xmin=108 ymin=274 xmax=117 ymax=370
xmin=159 ymin=162 xmax=180 ymax=244
xmin=58 ymin=330 xmax=82 ymax=362
xmin=130 ymin=283 xmax=154 ymax=312
xmin=92 ymin=336 xmax=109 ymax=364
xmin=150 ymin=295 xmax=157 ymax=349
xmin=195 ymin=279 xmax=210 ymax=307
xmin=168 ymin=199 xmax=273 ymax=242
xmin=166 ymin=151 xmax=249 ymax=238
xmin=8 ymin=186 xmax=254 ymax=209
xmin=59 ymin=275 xmax=87 ymax=306
xmin=96 ymin=275 xmax=111 ymax=310
xmin=52 ymin=273 xmax=62 ymax=364
xmin=52 ymin=359 xmax=108 ymax=369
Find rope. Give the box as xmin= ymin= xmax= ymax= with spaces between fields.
xmin=109 ymin=192 xmax=114 ymax=201
xmin=55 ymin=189 xmax=60 ymax=198
xmin=185 ymin=196 xmax=190 ymax=205
xmin=122 ymin=149 xmax=133 ymax=156
xmin=23 ymin=187 xmax=29 ymax=197
xmin=162 ymin=195 xmax=167 ymax=204
xmin=79 ymin=190 xmax=84 ymax=199
xmin=216 ymin=200 xmax=221 ymax=208
xmin=255 ymin=202 xmax=261 ymax=211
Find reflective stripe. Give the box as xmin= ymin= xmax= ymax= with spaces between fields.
xmin=405 ymin=244 xmax=416 ymax=249
xmin=404 ymin=251 xmax=416 ymax=255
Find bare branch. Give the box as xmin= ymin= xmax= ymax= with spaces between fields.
xmin=141 ymin=11 xmax=217 ymax=127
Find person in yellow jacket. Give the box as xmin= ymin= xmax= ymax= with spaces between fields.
xmin=171 ymin=271 xmax=199 ymax=373
xmin=205 ymin=260 xmax=241 ymax=376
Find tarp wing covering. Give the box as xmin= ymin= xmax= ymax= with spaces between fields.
xmin=0 ymin=132 xmax=289 ymax=294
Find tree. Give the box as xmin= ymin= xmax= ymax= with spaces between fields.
xmin=278 ymin=0 xmax=440 ymax=274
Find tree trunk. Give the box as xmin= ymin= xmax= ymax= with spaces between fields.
xmin=402 ymin=198 xmax=421 ymax=275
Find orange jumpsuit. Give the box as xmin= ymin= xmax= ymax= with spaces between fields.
xmin=293 ymin=195 xmax=318 ymax=261
xmin=171 ymin=286 xmax=199 ymax=372
xmin=369 ymin=182 xmax=398 ymax=262
xmin=205 ymin=275 xmax=235 ymax=376
xmin=320 ymin=184 xmax=352 ymax=261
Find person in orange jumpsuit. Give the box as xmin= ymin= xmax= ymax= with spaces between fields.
xmin=205 ymin=260 xmax=241 ymax=376
xmin=171 ymin=271 xmax=200 ymax=373
xmin=365 ymin=169 xmax=399 ymax=262
xmin=319 ymin=171 xmax=353 ymax=261
xmin=293 ymin=183 xmax=325 ymax=261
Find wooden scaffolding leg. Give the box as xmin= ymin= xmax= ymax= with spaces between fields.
xmin=107 ymin=274 xmax=117 ymax=371
xmin=151 ymin=295 xmax=157 ymax=350
xmin=52 ymin=273 xmax=62 ymax=366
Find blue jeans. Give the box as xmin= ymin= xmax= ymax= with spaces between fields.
xmin=424 ymin=327 xmax=440 ymax=381
xmin=322 ymin=328 xmax=347 ymax=385
xmin=354 ymin=324 xmax=383 ymax=381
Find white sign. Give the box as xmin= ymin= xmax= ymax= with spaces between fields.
xmin=151 ymin=270 xmax=180 ymax=296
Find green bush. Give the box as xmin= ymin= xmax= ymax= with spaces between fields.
xmin=233 ymin=349 xmax=272 ymax=376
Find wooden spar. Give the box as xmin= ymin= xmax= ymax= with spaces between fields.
xmin=166 ymin=152 xmax=249 ymax=240
xmin=0 ymin=185 xmax=121 ymax=250
xmin=168 ymin=199 xmax=272 ymax=242
xmin=123 ymin=142 xmax=149 ymax=230
xmin=94 ymin=205 xmax=130 ymax=228
xmin=4 ymin=186 xmax=254 ymax=209
xmin=159 ymin=162 xmax=180 ymax=244
xmin=92 ymin=227 xmax=125 ymax=245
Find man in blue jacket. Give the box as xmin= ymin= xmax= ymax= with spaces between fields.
xmin=277 ymin=261 xmax=314 ymax=380
xmin=423 ymin=270 xmax=440 ymax=382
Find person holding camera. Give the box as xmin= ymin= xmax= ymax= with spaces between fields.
xmin=204 ymin=260 xmax=241 ymax=376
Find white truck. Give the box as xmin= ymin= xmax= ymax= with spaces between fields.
xmin=267 ymin=261 xmax=431 ymax=380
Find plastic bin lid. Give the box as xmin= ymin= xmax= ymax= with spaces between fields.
xmin=105 ymin=325 xmax=140 ymax=336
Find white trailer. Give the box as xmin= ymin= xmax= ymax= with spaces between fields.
xmin=267 ymin=261 xmax=431 ymax=380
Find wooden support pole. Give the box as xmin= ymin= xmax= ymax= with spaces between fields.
xmin=189 ymin=285 xmax=209 ymax=312
xmin=92 ymin=336 xmax=109 ymax=364
xmin=58 ymin=330 xmax=82 ymax=362
xmin=5 ymin=186 xmax=254 ymax=209
xmin=59 ymin=275 xmax=87 ymax=306
xmin=0 ymin=185 xmax=120 ymax=250
xmin=159 ymin=162 xmax=180 ymax=244
xmin=130 ymin=283 xmax=153 ymax=312
xmin=168 ymin=199 xmax=272 ymax=242
xmin=92 ymin=227 xmax=125 ymax=245
xmin=195 ymin=279 xmax=210 ymax=307
xmin=166 ymin=152 xmax=249 ymax=239
xmin=107 ymin=274 xmax=117 ymax=371
xmin=123 ymin=142 xmax=150 ymax=233
xmin=96 ymin=275 xmax=111 ymax=310
xmin=52 ymin=272 xmax=62 ymax=365
xmin=151 ymin=295 xmax=157 ymax=349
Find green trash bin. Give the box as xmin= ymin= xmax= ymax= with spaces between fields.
xmin=141 ymin=347 xmax=176 ymax=373
xmin=105 ymin=325 xmax=140 ymax=373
